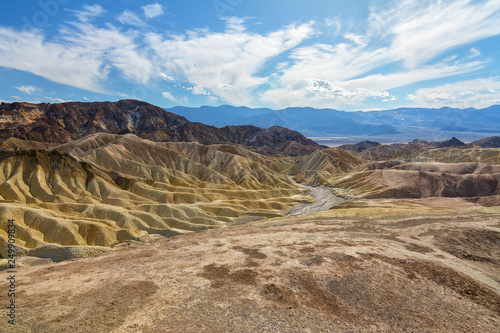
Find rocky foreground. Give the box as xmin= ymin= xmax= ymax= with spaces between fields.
xmin=0 ymin=198 xmax=499 ymax=332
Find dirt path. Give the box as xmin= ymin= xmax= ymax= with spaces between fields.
xmin=286 ymin=185 xmax=344 ymax=217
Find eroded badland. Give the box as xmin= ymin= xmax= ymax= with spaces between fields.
xmin=0 ymin=101 xmax=499 ymax=332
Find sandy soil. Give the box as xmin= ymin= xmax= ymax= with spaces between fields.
xmin=0 ymin=200 xmax=499 ymax=332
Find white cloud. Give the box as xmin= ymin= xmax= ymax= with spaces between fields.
xmin=71 ymin=4 xmax=106 ymax=23
xmin=60 ymin=22 xmax=153 ymax=85
xmin=468 ymin=47 xmax=481 ymax=58
xmin=46 ymin=97 xmax=70 ymax=103
xmin=162 ymin=91 xmax=177 ymax=102
xmin=1 ymin=1 xmax=499 ymax=109
xmin=0 ymin=19 xmax=153 ymax=93
xmin=325 ymin=18 xmax=341 ymax=36
xmin=343 ymin=33 xmax=366 ymax=46
xmin=160 ymin=72 xmax=175 ymax=81
xmin=260 ymin=0 xmax=500 ymax=109
xmin=142 ymin=3 xmax=164 ymax=19
xmin=0 ymin=27 xmax=108 ymax=93
xmin=187 ymin=86 xmax=210 ymax=95
xmin=374 ymin=0 xmax=500 ymax=67
xmin=382 ymin=96 xmax=398 ymax=102
xmin=406 ymin=77 xmax=500 ymax=108
xmin=14 ymin=85 xmax=38 ymax=94
xmin=222 ymin=17 xmax=246 ymax=33
xmin=309 ymin=79 xmax=391 ymax=99
xmin=147 ymin=19 xmax=316 ymax=105
xmin=208 ymin=95 xmax=219 ymax=103
xmin=116 ymin=92 xmax=131 ymax=99
xmin=117 ymin=10 xmax=146 ymax=27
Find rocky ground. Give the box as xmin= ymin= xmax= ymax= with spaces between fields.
xmin=0 ymin=198 xmax=498 ymax=332
xmin=286 ymin=185 xmax=344 ymax=216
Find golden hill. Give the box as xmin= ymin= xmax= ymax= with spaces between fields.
xmin=279 ymin=148 xmax=363 ymax=185
xmin=330 ymin=161 xmax=500 ymax=199
xmin=360 ymin=145 xmax=500 ymax=164
xmin=0 ymin=135 xmax=314 ymax=258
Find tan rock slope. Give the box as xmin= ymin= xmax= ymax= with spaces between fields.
xmin=0 ymin=134 xmax=314 ymax=259
xmin=2 ymin=133 xmax=500 ymax=260
xmin=279 ymin=148 xmax=363 ymax=185
xmin=330 ymin=161 xmax=500 ymax=199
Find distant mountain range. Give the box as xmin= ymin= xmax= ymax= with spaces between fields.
xmin=167 ymin=105 xmax=500 ymax=139
xmin=0 ymin=100 xmax=322 ymax=156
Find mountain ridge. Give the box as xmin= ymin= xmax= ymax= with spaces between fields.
xmin=0 ymin=100 xmax=323 ymax=156
xmin=168 ymin=104 xmax=500 ymax=138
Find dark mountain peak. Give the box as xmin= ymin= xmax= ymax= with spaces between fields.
xmin=410 ymin=139 xmax=430 ymax=144
xmin=437 ymin=137 xmax=465 ymax=148
xmin=339 ymin=140 xmax=381 ymax=153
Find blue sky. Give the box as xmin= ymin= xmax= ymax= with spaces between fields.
xmin=1 ymin=0 xmax=500 ymax=110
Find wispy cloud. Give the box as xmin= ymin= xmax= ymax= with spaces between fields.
xmin=147 ymin=18 xmax=315 ymax=105
xmin=0 ymin=13 xmax=153 ymax=93
xmin=0 ymin=27 xmax=108 ymax=92
xmin=71 ymin=4 xmax=106 ymax=23
xmin=407 ymin=77 xmax=500 ymax=108
xmin=162 ymin=91 xmax=177 ymax=102
xmin=159 ymin=73 xmax=175 ymax=81
xmin=261 ymin=0 xmax=500 ymax=108
xmin=142 ymin=3 xmax=164 ymax=19
xmin=117 ymin=10 xmax=146 ymax=27
xmin=309 ymin=79 xmax=391 ymax=99
xmin=46 ymin=97 xmax=70 ymax=103
xmin=14 ymin=85 xmax=38 ymax=94
xmin=379 ymin=0 xmax=500 ymax=67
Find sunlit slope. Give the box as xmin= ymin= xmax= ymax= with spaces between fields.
xmin=279 ymin=148 xmax=363 ymax=185
xmin=330 ymin=161 xmax=500 ymax=198
xmin=0 ymin=135 xmax=311 ymax=253
xmin=283 ymin=147 xmax=500 ymax=200
xmin=387 ymin=146 xmax=500 ymax=164
xmin=361 ymin=145 xmax=500 ymax=164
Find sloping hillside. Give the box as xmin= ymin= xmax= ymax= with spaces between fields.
xmin=330 ymin=161 xmax=500 ymax=199
xmin=0 ymin=134 xmax=314 ymax=258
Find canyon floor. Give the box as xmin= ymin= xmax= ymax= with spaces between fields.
xmin=1 ymin=197 xmax=499 ymax=332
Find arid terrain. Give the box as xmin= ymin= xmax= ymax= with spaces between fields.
xmin=0 ymin=100 xmax=499 ymax=332
xmin=1 ymin=200 xmax=499 ymax=332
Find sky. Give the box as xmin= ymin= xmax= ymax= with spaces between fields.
xmin=0 ymin=0 xmax=500 ymax=111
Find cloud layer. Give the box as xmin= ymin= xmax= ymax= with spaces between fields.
xmin=0 ymin=0 xmax=499 ymax=109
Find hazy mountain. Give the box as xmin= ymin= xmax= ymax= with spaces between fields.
xmin=168 ymin=105 xmax=500 ymax=138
